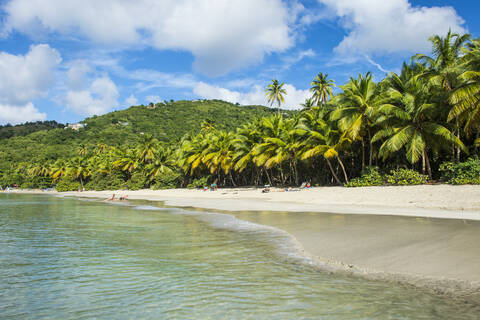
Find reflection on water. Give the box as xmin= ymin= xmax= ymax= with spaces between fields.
xmin=0 ymin=194 xmax=478 ymax=319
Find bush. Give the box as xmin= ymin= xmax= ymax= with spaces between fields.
xmin=385 ymin=168 xmax=428 ymax=185
xmin=439 ymin=158 xmax=480 ymax=185
xmin=150 ymin=171 xmax=182 ymax=190
xmin=56 ymin=178 xmax=81 ymax=191
xmin=345 ymin=167 xmax=384 ymax=187
xmin=126 ymin=172 xmax=148 ymax=190
xmin=187 ymin=176 xmax=210 ymax=189
xmin=85 ymin=171 xmax=127 ymax=191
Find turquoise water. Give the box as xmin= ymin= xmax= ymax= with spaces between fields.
xmin=0 ymin=193 xmax=478 ymax=319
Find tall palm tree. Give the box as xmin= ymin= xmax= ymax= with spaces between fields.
xmin=51 ymin=160 xmax=68 ymax=182
xmin=449 ymin=39 xmax=480 ymax=142
xmin=414 ymin=30 xmax=471 ymax=160
xmin=298 ymin=109 xmax=349 ymax=184
xmin=330 ymin=72 xmax=388 ymax=168
xmin=265 ymin=79 xmax=287 ymax=113
xmin=310 ymin=72 xmax=336 ymax=106
xmin=373 ymin=65 xmax=467 ymax=177
xmin=137 ymin=134 xmax=158 ymax=164
xmin=202 ymin=131 xmax=237 ymax=185
xmin=68 ymin=157 xmax=91 ymax=189
xmin=145 ymin=147 xmax=176 ymax=182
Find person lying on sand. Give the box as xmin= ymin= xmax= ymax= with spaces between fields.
xmin=119 ymin=195 xmax=128 ymax=201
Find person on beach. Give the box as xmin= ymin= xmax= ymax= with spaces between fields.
xmin=105 ymin=194 xmax=115 ymax=201
xmin=119 ymin=195 xmax=128 ymax=201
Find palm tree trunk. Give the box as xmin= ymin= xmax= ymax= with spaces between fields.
xmin=336 ymin=155 xmax=348 ymax=183
xmin=361 ymin=140 xmax=366 ymax=170
xmin=229 ymin=172 xmax=236 ymax=187
xmin=293 ymin=159 xmax=299 ymax=186
xmin=423 ymin=149 xmax=432 ymax=179
xmin=326 ymin=158 xmax=342 ymax=185
xmin=264 ymin=168 xmax=272 ymax=186
xmin=368 ymin=128 xmax=373 ymax=167
xmin=421 ymin=150 xmax=426 ymax=174
xmin=456 ymin=128 xmax=461 ymax=162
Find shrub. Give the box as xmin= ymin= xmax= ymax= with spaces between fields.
xmin=85 ymin=171 xmax=127 ymax=191
xmin=345 ymin=167 xmax=384 ymax=187
xmin=187 ymin=176 xmax=210 ymax=189
xmin=126 ymin=172 xmax=148 ymax=190
xmin=150 ymin=171 xmax=182 ymax=190
xmin=439 ymin=158 xmax=480 ymax=185
xmin=56 ymin=178 xmax=81 ymax=191
xmin=385 ymin=168 xmax=428 ymax=185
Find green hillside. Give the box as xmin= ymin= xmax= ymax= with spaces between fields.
xmin=0 ymin=100 xmax=290 ymax=172
xmin=0 ymin=121 xmax=64 ymax=140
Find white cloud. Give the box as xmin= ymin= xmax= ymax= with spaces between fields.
xmin=66 ymin=60 xmax=91 ymax=91
xmin=65 ymin=76 xmax=119 ymax=116
xmin=194 ymin=82 xmax=310 ymax=109
xmin=3 ymin=0 xmax=300 ymax=76
xmin=319 ymin=0 xmax=466 ymax=57
xmin=0 ymin=103 xmax=47 ymax=125
xmin=125 ymin=94 xmax=138 ymax=106
xmin=0 ymin=44 xmax=61 ymax=105
xmin=145 ymin=95 xmax=162 ymax=104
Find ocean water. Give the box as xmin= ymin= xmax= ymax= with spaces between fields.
xmin=0 ymin=193 xmax=478 ymax=319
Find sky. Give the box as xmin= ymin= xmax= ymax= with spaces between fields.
xmin=0 ymin=0 xmax=479 ymax=125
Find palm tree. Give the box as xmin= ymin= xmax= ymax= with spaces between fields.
xmin=137 ymin=134 xmax=158 ymax=164
xmin=145 ymin=147 xmax=176 ymax=182
xmin=113 ymin=149 xmax=139 ymax=178
xmin=449 ymin=38 xmax=480 ymax=145
xmin=68 ymin=157 xmax=91 ymax=189
xmin=265 ymin=79 xmax=287 ymax=113
xmin=414 ymin=30 xmax=471 ymax=160
xmin=310 ymin=72 xmax=335 ymax=106
xmin=51 ymin=160 xmax=68 ymax=182
xmin=300 ymin=97 xmax=315 ymax=109
xmin=373 ymin=65 xmax=467 ymax=177
xmin=330 ymin=72 xmax=388 ymax=168
xmin=298 ymin=108 xmax=349 ymax=184
xmin=202 ymin=131 xmax=237 ymax=185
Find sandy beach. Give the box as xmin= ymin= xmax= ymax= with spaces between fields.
xmin=12 ymin=185 xmax=480 ymax=303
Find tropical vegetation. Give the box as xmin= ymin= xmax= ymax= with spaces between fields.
xmin=2 ymin=32 xmax=480 ymax=190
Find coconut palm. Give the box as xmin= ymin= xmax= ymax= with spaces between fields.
xmin=51 ymin=160 xmax=68 ymax=181
xmin=265 ymin=79 xmax=287 ymax=113
xmin=310 ymin=72 xmax=336 ymax=106
xmin=373 ymin=66 xmax=467 ymax=177
xmin=449 ymin=38 xmax=480 ymax=140
xmin=202 ymin=131 xmax=237 ymax=185
xmin=330 ymin=72 xmax=388 ymax=168
xmin=298 ymin=108 xmax=349 ymax=184
xmin=145 ymin=147 xmax=176 ymax=182
xmin=68 ymin=157 xmax=91 ymax=189
xmin=137 ymin=134 xmax=158 ymax=164
xmin=300 ymin=97 xmax=315 ymax=110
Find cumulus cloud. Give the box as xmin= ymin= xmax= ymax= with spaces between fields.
xmin=65 ymin=76 xmax=119 ymax=116
xmin=0 ymin=103 xmax=47 ymax=125
xmin=0 ymin=44 xmax=61 ymax=105
xmin=125 ymin=94 xmax=138 ymax=107
xmin=3 ymin=0 xmax=299 ymax=76
xmin=319 ymin=0 xmax=466 ymax=57
xmin=0 ymin=44 xmax=60 ymax=124
xmin=194 ymin=82 xmax=310 ymax=109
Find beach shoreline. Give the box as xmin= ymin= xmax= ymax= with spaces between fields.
xmin=9 ymin=185 xmax=480 ymax=304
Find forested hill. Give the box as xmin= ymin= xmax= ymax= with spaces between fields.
xmin=0 ymin=100 xmax=288 ymax=170
xmin=0 ymin=121 xmax=64 ymax=140
xmin=82 ymin=99 xmax=287 ymax=143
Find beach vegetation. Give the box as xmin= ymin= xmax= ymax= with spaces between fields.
xmin=1 ymin=32 xmax=480 ymax=190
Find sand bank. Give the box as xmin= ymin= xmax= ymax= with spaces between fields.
xmin=12 ymin=185 xmax=480 ymax=303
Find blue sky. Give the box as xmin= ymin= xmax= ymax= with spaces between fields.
xmin=0 ymin=0 xmax=479 ymax=124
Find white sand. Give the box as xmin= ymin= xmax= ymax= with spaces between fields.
xmin=56 ymin=184 xmax=480 ymax=220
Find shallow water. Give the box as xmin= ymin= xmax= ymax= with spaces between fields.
xmin=0 ymin=194 xmax=478 ymax=319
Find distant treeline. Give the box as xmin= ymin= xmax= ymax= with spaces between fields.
xmin=0 ymin=121 xmax=64 ymax=140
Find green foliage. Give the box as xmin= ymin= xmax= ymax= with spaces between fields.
xmin=187 ymin=176 xmax=210 ymax=189
xmin=126 ymin=172 xmax=148 ymax=190
xmin=55 ymin=178 xmax=81 ymax=192
xmin=344 ymin=167 xmax=384 ymax=187
xmin=0 ymin=121 xmax=64 ymax=140
xmin=439 ymin=158 xmax=480 ymax=184
xmin=385 ymin=169 xmax=428 ymax=185
xmin=85 ymin=172 xmax=127 ymax=191
xmin=150 ymin=171 xmax=182 ymax=190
